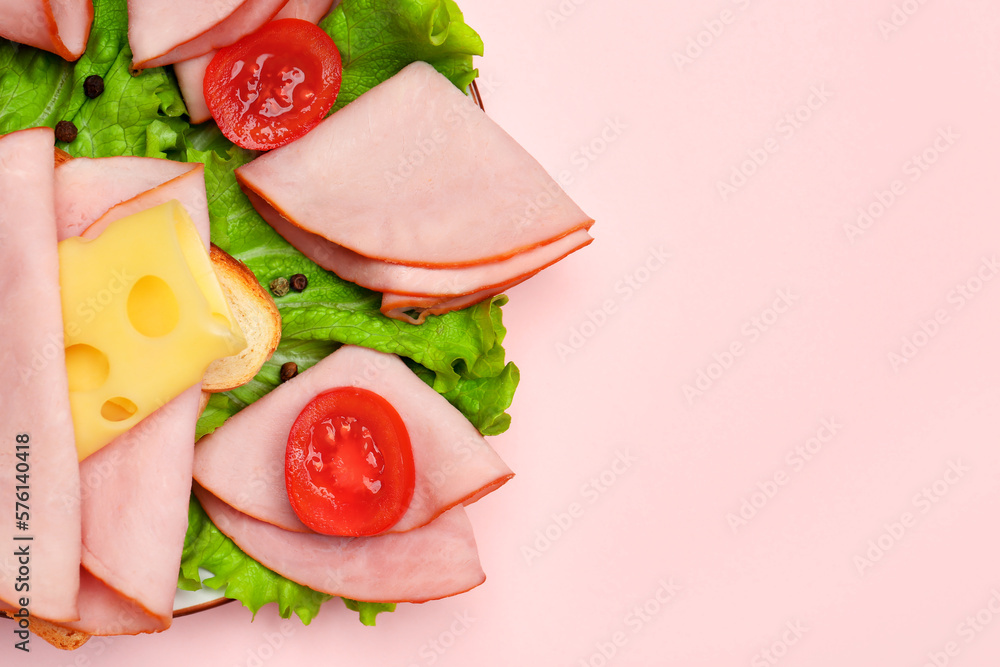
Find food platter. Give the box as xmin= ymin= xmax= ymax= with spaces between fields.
xmin=169 ymin=77 xmax=485 ymax=621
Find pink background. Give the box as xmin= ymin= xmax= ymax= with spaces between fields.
xmin=11 ymin=0 xmax=1000 ymax=664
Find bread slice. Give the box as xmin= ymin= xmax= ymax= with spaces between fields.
xmin=203 ymin=244 xmax=282 ymax=391
xmin=1 ymin=611 xmax=90 ymax=650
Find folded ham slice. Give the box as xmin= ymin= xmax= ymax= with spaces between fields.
xmin=54 ymin=157 xmax=193 ymax=240
xmin=237 ymin=61 xmax=594 ymax=268
xmin=61 ymin=388 xmax=203 ymax=635
xmin=195 ymin=344 xmax=513 ymax=534
xmin=0 ymin=0 xmax=92 ymax=61
xmin=250 ymin=188 xmax=594 ymax=323
xmin=195 ymin=485 xmax=485 ymax=603
xmin=0 ymin=127 xmax=82 ymax=622
xmin=48 ymin=154 xmax=213 ymax=634
xmin=129 ymin=0 xmax=288 ymax=69
xmin=174 ymin=0 xmax=337 ymax=123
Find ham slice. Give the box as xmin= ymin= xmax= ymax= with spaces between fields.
xmin=195 ymin=485 xmax=485 ymax=603
xmin=82 ymin=166 xmax=210 ymax=243
xmin=173 ymin=53 xmax=215 ymax=124
xmin=54 ymin=157 xmax=193 ymax=240
xmin=129 ymin=0 xmax=289 ymax=69
xmin=253 ymin=190 xmax=592 ymax=297
xmin=194 ymin=345 xmax=513 ymax=534
xmin=61 ymin=388 xmax=203 ymax=635
xmin=174 ymin=0 xmax=337 ymax=123
xmin=236 ymin=61 xmax=594 ymax=268
xmin=0 ymin=127 xmax=82 ymax=622
xmin=251 ymin=188 xmax=593 ymax=322
xmin=0 ymin=0 xmax=92 ymax=61
xmin=48 ymin=154 xmax=212 ymax=634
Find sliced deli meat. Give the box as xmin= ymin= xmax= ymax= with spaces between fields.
xmin=48 ymin=153 xmax=213 ymax=633
xmin=62 ymin=387 xmax=203 ymax=635
xmin=0 ymin=127 xmax=82 ymax=622
xmin=0 ymin=0 xmax=92 ymax=61
xmin=54 ymin=157 xmax=194 ymax=240
xmin=237 ymin=61 xmax=594 ymax=267
xmin=128 ymin=0 xmax=289 ymax=69
xmin=82 ymin=165 xmax=211 ymax=243
xmin=194 ymin=345 xmax=513 ymax=534
xmin=251 ymin=188 xmax=593 ymax=320
xmin=195 ymin=485 xmax=486 ymax=603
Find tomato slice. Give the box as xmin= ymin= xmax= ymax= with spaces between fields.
xmin=204 ymin=19 xmax=342 ymax=151
xmin=285 ymin=387 xmax=415 ymax=536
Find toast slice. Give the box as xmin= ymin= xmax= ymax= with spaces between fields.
xmin=203 ymin=244 xmax=282 ymax=392
xmin=1 ymin=611 xmax=90 ymax=650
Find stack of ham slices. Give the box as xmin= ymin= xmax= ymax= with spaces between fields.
xmin=237 ymin=61 xmax=595 ymax=324
xmin=0 ymin=127 xmax=214 ymax=635
xmin=194 ymin=344 xmax=513 ymax=602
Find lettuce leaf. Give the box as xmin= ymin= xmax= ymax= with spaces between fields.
xmin=0 ymin=0 xmax=187 ymax=158
xmin=322 ymin=0 xmax=483 ymax=110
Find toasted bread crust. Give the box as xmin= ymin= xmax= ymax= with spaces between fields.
xmin=1 ymin=611 xmax=91 ymax=651
xmin=204 ymin=244 xmax=282 ymax=391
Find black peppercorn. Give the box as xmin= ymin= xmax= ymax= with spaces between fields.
xmin=290 ymin=273 xmax=308 ymax=292
xmin=279 ymin=362 xmax=298 ymax=383
xmin=83 ymin=75 xmax=105 ymax=98
xmin=54 ymin=120 xmax=77 ymax=143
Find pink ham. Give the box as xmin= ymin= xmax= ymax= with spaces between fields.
xmin=174 ymin=53 xmax=215 ymax=124
xmin=236 ymin=61 xmax=594 ymax=268
xmin=82 ymin=165 xmax=211 ymax=243
xmin=54 ymin=157 xmax=193 ymax=240
xmin=129 ymin=0 xmax=289 ymax=69
xmin=195 ymin=485 xmax=485 ymax=602
xmin=254 ymin=190 xmax=593 ymax=298
xmin=0 ymin=0 xmax=92 ymax=61
xmin=380 ymin=283 xmax=526 ymax=326
xmin=174 ymin=0 xmax=337 ymax=123
xmin=194 ymin=345 xmax=512 ymax=534
xmin=60 ymin=388 xmax=203 ymax=634
xmin=0 ymin=127 xmax=82 ymax=622
xmin=48 ymin=154 xmax=213 ymax=634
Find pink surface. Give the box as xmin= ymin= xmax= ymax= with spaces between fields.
xmin=9 ymin=0 xmax=1000 ymax=664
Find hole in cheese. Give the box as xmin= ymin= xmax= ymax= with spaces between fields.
xmin=65 ymin=344 xmax=110 ymax=392
xmin=127 ymin=275 xmax=180 ymax=337
xmin=212 ymin=312 xmax=231 ymax=329
xmin=101 ymin=397 xmax=138 ymax=422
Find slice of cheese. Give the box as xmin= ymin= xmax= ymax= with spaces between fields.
xmin=59 ymin=199 xmax=246 ymax=460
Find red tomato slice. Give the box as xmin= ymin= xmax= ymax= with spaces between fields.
xmin=204 ymin=19 xmax=342 ymax=151
xmin=285 ymin=387 xmax=415 ymax=536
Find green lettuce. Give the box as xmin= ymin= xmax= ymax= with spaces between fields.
xmin=179 ymin=494 xmax=394 ymax=626
xmin=1 ymin=0 xmax=513 ymax=628
xmin=322 ymin=0 xmax=484 ymax=110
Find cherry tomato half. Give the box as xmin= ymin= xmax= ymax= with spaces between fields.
xmin=285 ymin=387 xmax=415 ymax=536
xmin=204 ymin=19 xmax=342 ymax=151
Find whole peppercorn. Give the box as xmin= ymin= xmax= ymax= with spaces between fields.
xmin=290 ymin=273 xmax=308 ymax=292
xmin=269 ymin=277 xmax=290 ymax=297
xmin=54 ymin=120 xmax=77 ymax=143
xmin=83 ymin=75 xmax=105 ymax=98
xmin=279 ymin=362 xmax=299 ymax=383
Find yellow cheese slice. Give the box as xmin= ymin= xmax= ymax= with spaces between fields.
xmin=59 ymin=200 xmax=246 ymax=460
